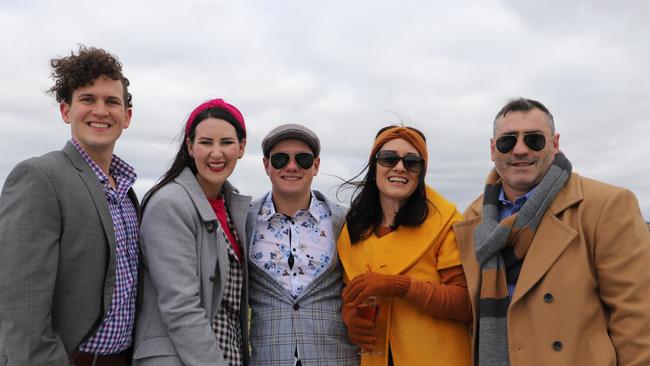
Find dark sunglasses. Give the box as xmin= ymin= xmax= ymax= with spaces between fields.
xmin=270 ymin=152 xmax=315 ymax=170
xmin=495 ymin=133 xmax=546 ymax=153
xmin=375 ymin=150 xmax=425 ymax=173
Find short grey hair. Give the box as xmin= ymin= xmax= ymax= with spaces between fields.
xmin=493 ymin=97 xmax=555 ymax=136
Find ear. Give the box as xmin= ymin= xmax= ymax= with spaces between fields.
xmin=263 ymin=157 xmax=271 ymax=177
xmin=185 ymin=137 xmax=193 ymax=157
xmin=122 ymin=107 xmax=133 ymax=129
xmin=60 ymin=103 xmax=71 ymax=124
xmin=552 ymin=133 xmax=560 ymax=153
xmin=490 ymin=138 xmax=496 ymax=162
xmin=238 ymin=138 xmax=247 ymax=159
xmin=312 ymin=156 xmax=320 ymax=177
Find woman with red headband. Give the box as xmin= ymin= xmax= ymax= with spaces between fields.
xmin=133 ymin=99 xmax=250 ymax=366
xmin=337 ymin=125 xmax=471 ymax=366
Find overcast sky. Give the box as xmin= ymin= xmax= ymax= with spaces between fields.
xmin=1 ymin=0 xmax=649 ymax=220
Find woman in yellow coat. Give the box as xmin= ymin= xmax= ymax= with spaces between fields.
xmin=337 ymin=125 xmax=472 ymax=366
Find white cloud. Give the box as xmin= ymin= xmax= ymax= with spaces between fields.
xmin=1 ymin=0 xmax=649 ymax=219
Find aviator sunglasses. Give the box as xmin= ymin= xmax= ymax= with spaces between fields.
xmin=495 ymin=133 xmax=546 ymax=153
xmin=375 ymin=150 xmax=425 ymax=173
xmin=270 ymin=152 xmax=315 ymax=170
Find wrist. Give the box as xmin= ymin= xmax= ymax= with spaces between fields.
xmin=392 ymin=275 xmax=411 ymax=297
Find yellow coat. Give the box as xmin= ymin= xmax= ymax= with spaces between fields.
xmin=337 ymin=186 xmax=471 ymax=366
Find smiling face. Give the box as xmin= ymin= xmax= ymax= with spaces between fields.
xmin=187 ymin=118 xmax=246 ymax=198
xmin=60 ymin=76 xmax=132 ymax=160
xmin=491 ymin=108 xmax=560 ymax=200
xmin=264 ymin=138 xmax=319 ymax=200
xmin=375 ymin=138 xmax=421 ymax=208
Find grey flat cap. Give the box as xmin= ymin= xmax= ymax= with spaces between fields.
xmin=262 ymin=123 xmax=321 ymax=157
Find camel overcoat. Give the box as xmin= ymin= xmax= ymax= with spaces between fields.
xmin=454 ymin=172 xmax=650 ymax=366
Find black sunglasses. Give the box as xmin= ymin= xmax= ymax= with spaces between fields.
xmin=495 ymin=133 xmax=546 ymax=153
xmin=375 ymin=150 xmax=424 ymax=173
xmin=270 ymin=152 xmax=315 ymax=170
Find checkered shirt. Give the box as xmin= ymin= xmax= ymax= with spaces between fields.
xmin=71 ymin=138 xmax=139 ymax=354
xmin=212 ymin=207 xmax=244 ymax=366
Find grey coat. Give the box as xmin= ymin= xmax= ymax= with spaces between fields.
xmin=245 ymin=191 xmax=359 ymax=366
xmin=0 ymin=142 xmax=139 ymax=366
xmin=133 ymin=168 xmax=251 ymax=366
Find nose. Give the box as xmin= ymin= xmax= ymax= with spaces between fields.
xmin=392 ymin=159 xmax=407 ymax=172
xmin=283 ymin=156 xmax=300 ymax=171
xmin=208 ymin=145 xmax=225 ymax=159
xmin=92 ymin=101 xmax=109 ymax=116
xmin=511 ymin=135 xmax=530 ymax=156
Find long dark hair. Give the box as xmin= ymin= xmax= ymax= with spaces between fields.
xmin=338 ymin=125 xmax=431 ymax=244
xmin=141 ymin=108 xmax=246 ymax=211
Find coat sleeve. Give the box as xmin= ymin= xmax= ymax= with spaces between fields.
xmin=594 ymin=188 xmax=650 ymax=365
xmin=140 ymin=192 xmax=227 ymax=366
xmin=0 ymin=162 xmax=69 ymax=366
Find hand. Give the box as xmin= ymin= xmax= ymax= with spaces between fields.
xmin=342 ymin=271 xmax=409 ymax=305
xmin=342 ymin=303 xmax=378 ymax=351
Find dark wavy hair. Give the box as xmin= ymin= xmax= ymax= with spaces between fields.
xmin=338 ymin=125 xmax=431 ymax=244
xmin=141 ymin=108 xmax=246 ymax=211
xmin=48 ymin=45 xmax=132 ymax=108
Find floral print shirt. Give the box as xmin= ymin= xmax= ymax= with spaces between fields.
xmin=250 ymin=191 xmax=335 ymax=297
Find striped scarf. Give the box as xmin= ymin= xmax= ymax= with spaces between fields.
xmin=474 ymin=152 xmax=571 ymax=366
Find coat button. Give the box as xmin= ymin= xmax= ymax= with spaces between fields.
xmin=544 ymin=293 xmax=554 ymax=303
xmin=293 ymin=303 xmax=300 ymax=310
xmin=209 ymin=276 xmax=216 ymax=282
xmin=552 ymin=341 xmax=563 ymax=351
xmin=206 ymin=222 xmax=215 ymax=233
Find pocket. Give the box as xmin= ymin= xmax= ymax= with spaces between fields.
xmin=133 ymin=336 xmax=178 ymax=359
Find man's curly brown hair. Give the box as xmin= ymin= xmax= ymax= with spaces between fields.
xmin=48 ymin=45 xmax=132 ymax=108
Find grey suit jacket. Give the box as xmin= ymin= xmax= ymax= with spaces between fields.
xmin=133 ymin=167 xmax=251 ymax=366
xmin=245 ymin=191 xmax=359 ymax=366
xmin=0 ymin=142 xmax=139 ymax=366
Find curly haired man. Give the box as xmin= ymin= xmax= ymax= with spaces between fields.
xmin=0 ymin=45 xmax=139 ymax=366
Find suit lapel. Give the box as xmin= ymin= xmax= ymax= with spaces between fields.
xmin=511 ymin=213 xmax=576 ymax=303
xmin=62 ymin=142 xmax=117 ymax=309
xmin=511 ymin=173 xmax=583 ymax=304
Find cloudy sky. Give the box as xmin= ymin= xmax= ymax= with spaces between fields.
xmin=1 ymin=0 xmax=649 ymax=219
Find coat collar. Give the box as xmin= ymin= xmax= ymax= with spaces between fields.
xmin=338 ymin=186 xmax=459 ymax=277
xmin=461 ymin=172 xmax=584 ymax=304
xmin=466 ymin=172 xmax=584 ymax=217
xmin=174 ymin=167 xmax=246 ymax=224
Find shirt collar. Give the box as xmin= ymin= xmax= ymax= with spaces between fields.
xmin=70 ymin=137 xmax=137 ymax=186
xmin=259 ymin=190 xmax=324 ymax=222
xmin=498 ymin=185 xmax=535 ymax=206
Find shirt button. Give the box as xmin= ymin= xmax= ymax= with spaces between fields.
xmin=293 ymin=303 xmax=300 ymax=310
xmin=206 ymin=223 xmax=215 ymax=233
xmin=552 ymin=341 xmax=563 ymax=351
xmin=543 ymin=293 xmax=554 ymax=303
xmin=209 ymin=276 xmax=216 ymax=282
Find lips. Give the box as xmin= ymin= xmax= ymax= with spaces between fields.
xmin=509 ymin=160 xmax=535 ymax=167
xmin=281 ymin=175 xmax=302 ymax=181
xmin=387 ymin=176 xmax=408 ymax=184
xmin=207 ymin=162 xmax=226 ymax=172
xmin=88 ymin=121 xmax=110 ymax=129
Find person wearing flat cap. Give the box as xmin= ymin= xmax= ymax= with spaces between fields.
xmin=245 ymin=124 xmax=359 ymax=366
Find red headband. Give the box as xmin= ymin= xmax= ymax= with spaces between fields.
xmin=185 ymin=98 xmax=246 ymax=137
